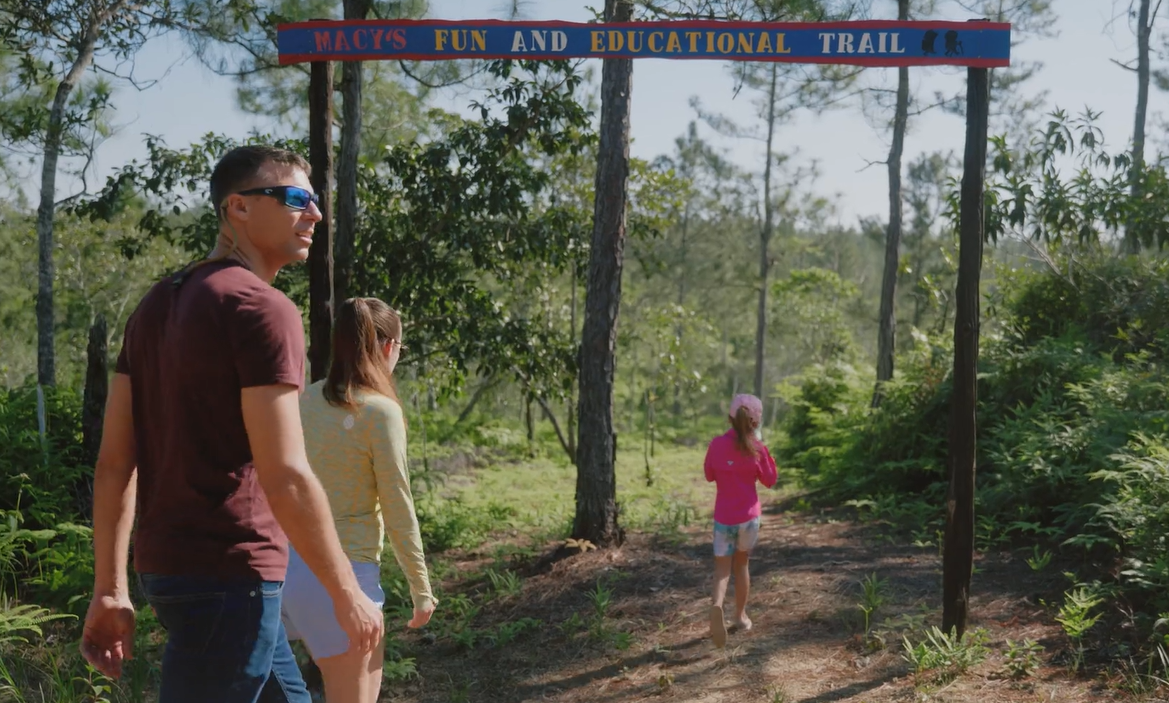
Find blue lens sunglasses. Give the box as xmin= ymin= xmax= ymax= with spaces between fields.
xmin=236 ymin=185 xmax=320 ymax=211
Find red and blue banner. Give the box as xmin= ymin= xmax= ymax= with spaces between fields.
xmin=277 ymin=19 xmax=1011 ymax=68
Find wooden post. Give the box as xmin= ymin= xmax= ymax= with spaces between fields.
xmin=942 ymin=64 xmax=989 ymax=638
xmin=308 ymin=59 xmax=335 ymax=382
xmin=573 ymin=0 xmax=634 ymax=548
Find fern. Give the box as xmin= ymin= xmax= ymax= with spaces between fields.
xmin=0 ymin=596 xmax=73 ymax=645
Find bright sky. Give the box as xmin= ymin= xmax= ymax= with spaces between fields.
xmin=8 ymin=0 xmax=1164 ymax=227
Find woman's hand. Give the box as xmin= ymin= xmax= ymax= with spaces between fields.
xmin=407 ymin=601 xmax=436 ymax=629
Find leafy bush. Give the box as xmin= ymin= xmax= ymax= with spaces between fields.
xmin=781 ymin=253 xmax=1169 ymax=658
xmin=0 ymin=386 xmax=97 ymax=609
xmin=416 ymin=496 xmax=516 ymax=553
xmin=0 ymin=385 xmax=91 ymax=531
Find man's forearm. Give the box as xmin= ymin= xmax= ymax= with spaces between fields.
xmin=92 ymin=465 xmax=137 ymax=597
xmin=265 ymin=468 xmax=360 ymax=599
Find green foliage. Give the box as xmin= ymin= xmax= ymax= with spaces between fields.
xmin=1057 ymin=586 xmax=1104 ymax=672
xmin=0 ymin=205 xmax=188 ymax=387
xmin=0 ymin=597 xmax=72 ymax=645
xmin=902 ymin=626 xmax=990 ymax=682
xmin=0 ymin=387 xmax=97 ymax=609
xmin=981 ymin=109 xmax=1169 ymax=250
xmin=1091 ymin=440 xmax=1169 ymax=603
xmin=415 ymin=496 xmax=516 ymax=553
xmin=381 ymin=655 xmax=419 ymax=683
xmin=75 ymin=60 xmax=618 ymax=402
xmin=772 ymin=268 xmax=862 ymax=365
xmin=0 ymin=386 xmax=89 ymax=533
xmin=1004 ymin=638 xmax=1045 ymax=679
xmin=857 ymin=572 xmax=888 ymax=636
xmin=484 ymin=567 xmax=522 ymax=598
xmin=783 ymin=250 xmax=1169 ymax=665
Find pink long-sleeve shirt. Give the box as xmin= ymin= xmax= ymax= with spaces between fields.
xmin=704 ymin=429 xmax=779 ymax=525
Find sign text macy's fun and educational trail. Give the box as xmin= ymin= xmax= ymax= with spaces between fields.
xmin=277 ymin=19 xmax=1011 ymax=67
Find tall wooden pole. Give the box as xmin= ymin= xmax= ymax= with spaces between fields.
xmin=573 ymin=0 xmax=634 ymax=548
xmin=308 ymin=59 xmax=335 ymax=382
xmin=942 ymin=64 xmax=989 ymax=638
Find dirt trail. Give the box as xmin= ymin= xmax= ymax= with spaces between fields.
xmin=384 ymin=505 xmax=1129 ymax=703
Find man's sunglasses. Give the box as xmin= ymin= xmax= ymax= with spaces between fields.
xmin=235 ymin=185 xmax=320 ymax=211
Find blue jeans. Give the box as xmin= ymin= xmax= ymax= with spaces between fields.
xmin=139 ymin=573 xmax=311 ymax=703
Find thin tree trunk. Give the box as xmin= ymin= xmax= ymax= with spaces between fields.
xmin=82 ymin=314 xmax=108 ymax=462
xmin=454 ymin=375 xmax=499 ymax=426
xmin=942 ymin=67 xmax=989 ymax=639
xmin=1126 ymin=0 xmax=1153 ymax=255
xmin=754 ymin=63 xmax=779 ymax=399
xmin=673 ymin=204 xmax=690 ymax=417
xmin=536 ymin=395 xmax=574 ymax=463
xmin=568 ymin=267 xmax=577 ymax=461
xmin=525 ymin=391 xmax=535 ymax=456
xmin=81 ymin=314 xmax=108 ymax=516
xmin=36 ymin=20 xmax=103 ymax=387
xmin=308 ymin=61 xmax=335 ymax=381
xmin=573 ymin=0 xmax=634 ymax=549
xmin=335 ymin=0 xmax=371 ymax=301
xmin=873 ymin=0 xmax=912 ymax=407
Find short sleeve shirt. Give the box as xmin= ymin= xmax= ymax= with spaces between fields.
xmin=115 ymin=259 xmax=306 ymax=581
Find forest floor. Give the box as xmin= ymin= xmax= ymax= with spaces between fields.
xmin=373 ymin=446 xmax=1160 ymax=703
xmin=11 ymin=444 xmax=1165 ymax=703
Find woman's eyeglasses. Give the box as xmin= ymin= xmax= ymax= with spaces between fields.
xmin=236 ymin=185 xmax=320 ymax=211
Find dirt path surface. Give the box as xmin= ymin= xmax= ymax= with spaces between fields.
xmin=383 ymin=504 xmax=1135 ymax=703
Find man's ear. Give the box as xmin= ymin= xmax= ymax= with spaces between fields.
xmin=222 ymin=194 xmax=250 ymax=222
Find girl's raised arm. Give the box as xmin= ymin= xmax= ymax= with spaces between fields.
xmin=758 ymin=445 xmax=778 ymax=488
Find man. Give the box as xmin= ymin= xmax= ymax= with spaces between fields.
xmin=80 ymin=145 xmax=384 ymax=702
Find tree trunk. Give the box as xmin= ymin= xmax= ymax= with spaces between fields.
xmin=80 ymin=314 xmax=108 ymax=516
xmin=1125 ymin=0 xmax=1153 ymax=255
xmin=36 ymin=27 xmax=101 ymax=387
xmin=673 ymin=204 xmax=690 ymax=417
xmin=525 ymin=391 xmax=535 ymax=456
xmin=568 ymin=267 xmax=577 ymax=462
xmin=942 ymin=66 xmax=989 ymax=639
xmin=573 ymin=0 xmax=634 ymax=549
xmin=335 ymin=0 xmax=370 ymax=302
xmin=753 ymin=64 xmax=779 ymax=399
xmin=82 ymin=314 xmax=108 ymax=463
xmin=873 ymin=0 xmax=911 ymax=407
xmin=307 ymin=61 xmax=336 ymax=382
xmin=534 ymin=396 xmax=574 ymax=463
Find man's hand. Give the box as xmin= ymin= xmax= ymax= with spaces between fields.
xmin=333 ymin=588 xmax=385 ymax=654
xmin=80 ymin=593 xmax=136 ymax=679
xmin=407 ymin=601 xmax=435 ymax=629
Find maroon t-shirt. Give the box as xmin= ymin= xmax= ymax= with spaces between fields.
xmin=115 ymin=259 xmax=305 ymax=581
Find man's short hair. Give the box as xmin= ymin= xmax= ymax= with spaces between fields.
xmin=210 ymin=145 xmax=312 ymax=218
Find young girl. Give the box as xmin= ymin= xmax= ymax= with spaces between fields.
xmin=282 ymin=298 xmax=437 ymax=703
xmin=704 ymin=393 xmax=778 ymax=647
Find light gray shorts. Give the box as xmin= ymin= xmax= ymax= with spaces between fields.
xmin=280 ymin=546 xmax=385 ymax=660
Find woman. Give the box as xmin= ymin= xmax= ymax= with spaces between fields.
xmin=282 ymin=297 xmax=437 ymax=703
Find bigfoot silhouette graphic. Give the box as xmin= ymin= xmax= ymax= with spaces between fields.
xmin=921 ymin=30 xmax=938 ymax=55
xmin=944 ymin=30 xmax=964 ymax=56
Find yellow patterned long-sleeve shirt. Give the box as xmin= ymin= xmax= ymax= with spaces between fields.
xmin=299 ymin=381 xmax=435 ymax=611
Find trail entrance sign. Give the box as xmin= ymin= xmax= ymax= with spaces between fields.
xmin=279 ymin=13 xmax=1008 ymax=639
xmin=277 ymin=19 xmax=1010 ymax=67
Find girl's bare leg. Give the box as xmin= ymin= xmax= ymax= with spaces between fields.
xmin=732 ymin=550 xmax=751 ymax=629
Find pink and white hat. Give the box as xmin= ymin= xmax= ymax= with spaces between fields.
xmin=729 ymin=394 xmax=763 ymax=424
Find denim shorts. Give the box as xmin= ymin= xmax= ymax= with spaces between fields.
xmin=139 ymin=573 xmax=310 ymax=703
xmin=712 ymin=517 xmax=761 ymax=557
xmin=280 ymin=546 xmax=386 ymax=660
